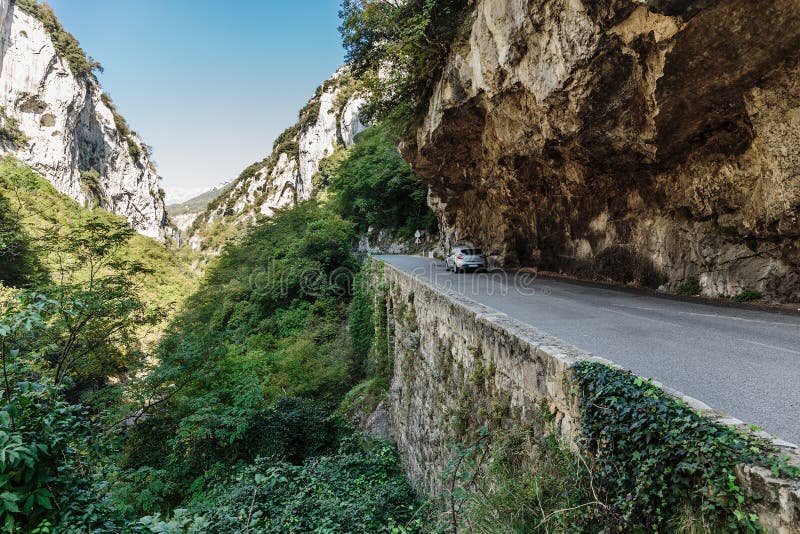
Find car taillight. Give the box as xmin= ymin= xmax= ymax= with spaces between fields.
xmin=457 ymin=254 xmax=464 ymax=259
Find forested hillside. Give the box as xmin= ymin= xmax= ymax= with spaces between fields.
xmin=0 ymin=117 xmax=435 ymax=531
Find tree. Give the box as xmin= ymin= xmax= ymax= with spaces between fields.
xmin=329 ymin=124 xmax=436 ymax=237
xmin=339 ymin=0 xmax=471 ymax=124
xmin=8 ymin=216 xmax=161 ymax=395
xmin=0 ymin=195 xmax=45 ymax=288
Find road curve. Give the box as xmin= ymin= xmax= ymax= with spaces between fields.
xmin=377 ymin=255 xmax=800 ymax=445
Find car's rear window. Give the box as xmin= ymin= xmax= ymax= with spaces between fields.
xmin=461 ymin=248 xmax=482 ymax=255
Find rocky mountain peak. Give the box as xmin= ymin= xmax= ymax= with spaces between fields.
xmin=0 ymin=0 xmax=167 ymax=239
xmin=185 ymin=68 xmax=366 ymax=252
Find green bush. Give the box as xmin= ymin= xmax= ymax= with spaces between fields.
xmin=0 ymin=295 xmax=131 ymax=532
xmin=676 ymin=277 xmax=702 ymax=296
xmin=339 ymin=0 xmax=472 ymax=125
xmin=186 ymin=438 xmax=419 ymax=533
xmin=299 ymin=95 xmax=322 ymax=131
xmin=1 ymin=156 xmax=419 ymax=529
xmin=119 ymin=397 xmax=347 ymax=510
xmin=0 ymin=107 xmax=29 ymax=149
xmin=732 ymin=290 xmax=763 ymax=302
xmin=116 ymin=202 xmax=367 ymax=511
xmin=0 ymin=197 xmax=45 ymax=288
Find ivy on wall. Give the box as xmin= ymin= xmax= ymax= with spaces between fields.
xmin=573 ymin=361 xmax=799 ymax=532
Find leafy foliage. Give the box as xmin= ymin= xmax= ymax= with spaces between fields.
xmin=437 ymin=423 xmax=599 ymax=533
xmin=0 ymin=294 xmax=133 ymax=532
xmin=349 ymin=267 xmax=375 ymax=379
xmin=676 ymin=277 xmax=701 ymax=296
xmin=0 ymin=150 xmax=423 ymax=532
xmin=0 ymin=108 xmax=29 ymax=150
xmin=732 ymin=290 xmax=763 ymax=302
xmin=0 ymin=159 xmax=198 ymax=530
xmin=0 ymin=199 xmax=44 ymax=289
xmin=14 ymin=0 xmax=102 ymax=79
xmin=328 ymin=124 xmax=436 ymax=237
xmin=298 ymin=96 xmax=322 ymax=132
xmin=180 ymin=438 xmax=418 ymax=533
xmin=110 ymin=197 xmax=429 ymax=531
xmin=339 ymin=0 xmax=471 ymax=125
xmin=0 ymin=157 xmax=197 ymax=319
xmin=573 ymin=362 xmax=799 ymax=532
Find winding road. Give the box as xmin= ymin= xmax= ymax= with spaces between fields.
xmin=377 ymin=255 xmax=800 ymax=445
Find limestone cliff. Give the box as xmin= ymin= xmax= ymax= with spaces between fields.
xmin=188 ymin=69 xmax=365 ymax=251
xmin=0 ymin=0 xmax=167 ymax=239
xmin=404 ymin=0 xmax=800 ymax=301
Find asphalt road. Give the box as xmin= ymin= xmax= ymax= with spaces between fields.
xmin=377 ymin=255 xmax=800 ymax=445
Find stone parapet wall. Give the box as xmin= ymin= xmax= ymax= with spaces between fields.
xmin=377 ymin=259 xmax=800 ymax=531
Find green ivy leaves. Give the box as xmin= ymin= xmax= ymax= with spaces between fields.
xmin=573 ymin=362 xmax=798 ymax=532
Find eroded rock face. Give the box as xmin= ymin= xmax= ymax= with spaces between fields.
xmin=0 ymin=1 xmax=167 ymax=239
xmin=404 ymin=0 xmax=800 ymax=301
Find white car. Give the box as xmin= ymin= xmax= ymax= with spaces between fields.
xmin=446 ymin=246 xmax=487 ymax=272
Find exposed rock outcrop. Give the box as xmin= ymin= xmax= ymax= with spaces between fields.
xmin=0 ymin=0 xmax=167 ymax=238
xmin=404 ymin=0 xmax=800 ymax=301
xmin=188 ymin=69 xmax=366 ymax=252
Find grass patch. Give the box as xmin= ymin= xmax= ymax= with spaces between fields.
xmin=437 ymin=419 xmax=599 ymax=532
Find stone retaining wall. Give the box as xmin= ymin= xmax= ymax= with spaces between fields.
xmin=377 ymin=259 xmax=800 ymax=531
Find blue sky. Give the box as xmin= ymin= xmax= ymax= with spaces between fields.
xmin=48 ymin=0 xmax=346 ymax=203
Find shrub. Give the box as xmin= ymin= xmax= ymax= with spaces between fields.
xmin=187 ymin=438 xmax=419 ymax=533
xmin=0 ymin=298 xmax=130 ymax=532
xmin=732 ymin=290 xmax=763 ymax=302
xmin=0 ymin=107 xmax=29 ymax=149
xmin=0 ymin=198 xmax=44 ymax=287
xmin=299 ymin=95 xmax=322 ymax=131
xmin=79 ymin=168 xmax=102 ymax=206
xmin=272 ymin=123 xmax=300 ymax=160
xmin=676 ymin=277 xmax=701 ymax=296
xmin=339 ymin=0 xmax=472 ymax=125
xmin=116 ymin=202 xmax=362 ymax=512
